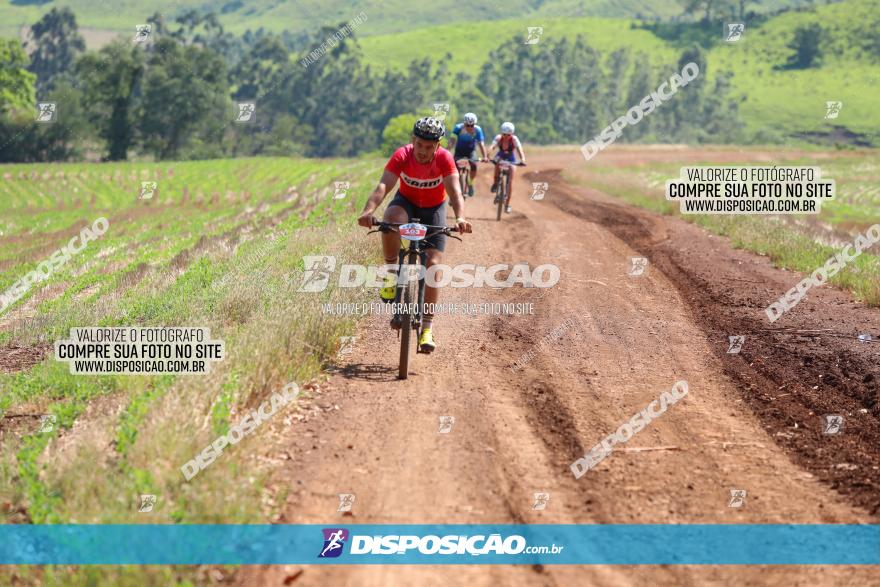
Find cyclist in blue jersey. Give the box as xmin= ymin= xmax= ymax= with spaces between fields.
xmin=447 ymin=113 xmax=488 ymax=197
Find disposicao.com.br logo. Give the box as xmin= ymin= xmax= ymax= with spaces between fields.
xmin=319 ymin=528 xmax=349 ymax=558
xmin=298 ymin=256 xmax=560 ymax=292
xmin=317 ymin=528 xmax=564 ymax=559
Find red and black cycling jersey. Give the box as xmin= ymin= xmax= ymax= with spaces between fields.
xmin=384 ymin=144 xmax=456 ymax=208
xmin=491 ymin=134 xmax=522 ymax=159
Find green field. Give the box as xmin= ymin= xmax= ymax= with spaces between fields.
xmin=0 ymin=156 xmax=384 ymax=541
xmin=0 ymin=154 xmax=397 ymax=582
xmin=562 ymin=145 xmax=880 ymax=305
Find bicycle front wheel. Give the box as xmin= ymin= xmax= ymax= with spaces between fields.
xmin=398 ymin=264 xmax=418 ymax=380
xmin=496 ymin=173 xmax=505 ymax=221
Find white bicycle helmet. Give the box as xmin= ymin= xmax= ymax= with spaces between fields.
xmin=463 ymin=112 xmax=477 ymax=125
xmin=500 ymin=121 xmax=515 ymax=135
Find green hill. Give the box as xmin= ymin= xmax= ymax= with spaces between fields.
xmin=710 ymin=0 xmax=880 ymax=141
xmin=0 ymin=0 xmax=833 ymax=44
xmin=0 ymin=0 xmax=667 ymax=42
xmin=2 ymin=0 xmax=875 ymax=146
xmin=359 ymin=17 xmax=678 ymax=76
xmin=358 ymin=0 xmax=880 ymax=145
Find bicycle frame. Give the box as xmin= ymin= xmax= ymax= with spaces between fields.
xmin=393 ymin=236 xmax=428 ymax=334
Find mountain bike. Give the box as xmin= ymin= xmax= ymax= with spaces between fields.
xmin=491 ymin=161 xmax=526 ymax=221
xmin=367 ymin=219 xmax=462 ymax=379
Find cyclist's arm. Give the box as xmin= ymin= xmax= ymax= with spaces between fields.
xmin=444 ymin=174 xmax=471 ymax=233
xmin=514 ymin=137 xmax=526 ymax=164
xmin=444 ymin=174 xmax=465 ymax=219
xmin=479 ymin=141 xmax=488 ymax=160
xmin=487 ymin=135 xmax=500 ymax=159
xmin=447 ymin=135 xmax=457 ymax=151
xmin=358 ymin=169 xmax=398 ymax=226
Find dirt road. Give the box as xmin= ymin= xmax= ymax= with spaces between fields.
xmin=244 ymin=149 xmax=880 ymax=586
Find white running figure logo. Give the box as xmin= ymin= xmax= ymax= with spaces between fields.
xmin=824 ymin=101 xmax=843 ymax=120
xmin=321 ymin=529 xmax=346 ymax=557
xmin=728 ymin=489 xmax=747 ymax=508
xmin=727 ymin=335 xmax=745 ymax=354
xmin=525 ymin=27 xmax=544 ymax=45
xmin=532 ymin=492 xmax=550 ymax=510
xmin=438 ymin=415 xmax=455 ymax=433
xmin=629 ymin=257 xmax=648 ymax=276
xmin=823 ymin=414 xmax=844 ymax=435
xmin=36 ymin=103 xmax=56 ymax=122
xmin=337 ymin=493 xmax=355 ymax=512
xmin=530 ymin=182 xmax=549 ymax=201
xmin=725 ymin=23 xmax=744 ymax=42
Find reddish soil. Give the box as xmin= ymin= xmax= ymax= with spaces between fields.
xmin=241 ymin=147 xmax=880 ymax=586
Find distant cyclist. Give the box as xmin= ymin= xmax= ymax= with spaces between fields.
xmin=357 ymin=117 xmax=472 ymax=353
xmin=488 ymin=122 xmax=526 ymax=214
xmin=447 ymin=112 xmax=488 ymax=197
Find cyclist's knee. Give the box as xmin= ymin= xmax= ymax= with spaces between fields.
xmin=424 ymin=249 xmax=443 ymax=267
xmin=383 ymin=205 xmax=408 ymax=223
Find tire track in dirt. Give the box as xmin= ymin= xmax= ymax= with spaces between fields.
xmin=244 ymin=149 xmax=878 ymax=586
xmin=538 ymin=153 xmax=880 ymax=515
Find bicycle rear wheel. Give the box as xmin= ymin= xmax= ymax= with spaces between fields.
xmin=398 ymin=263 xmax=418 ymax=380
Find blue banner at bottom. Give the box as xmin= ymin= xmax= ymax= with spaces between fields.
xmin=1 ymin=524 xmax=878 ymax=565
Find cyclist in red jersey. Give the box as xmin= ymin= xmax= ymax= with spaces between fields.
xmin=358 ymin=117 xmax=472 ymax=353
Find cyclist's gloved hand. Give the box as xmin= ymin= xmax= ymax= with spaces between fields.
xmin=456 ymin=217 xmax=472 ymax=234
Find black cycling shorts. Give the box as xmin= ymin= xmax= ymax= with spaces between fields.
xmin=454 ymin=150 xmax=478 ymax=170
xmin=386 ymin=192 xmax=447 ymax=253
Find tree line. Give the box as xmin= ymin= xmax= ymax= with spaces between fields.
xmin=0 ymin=7 xmax=747 ymax=163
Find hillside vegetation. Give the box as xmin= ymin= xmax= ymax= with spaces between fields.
xmin=1 ymin=0 xmax=876 ymax=162
xmin=0 ymin=0 xmax=835 ymax=41
xmin=359 ymin=0 xmax=880 ymax=145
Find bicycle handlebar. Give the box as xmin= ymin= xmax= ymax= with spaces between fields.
xmin=491 ymin=161 xmax=527 ymax=167
xmin=367 ymin=218 xmax=462 ymax=234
